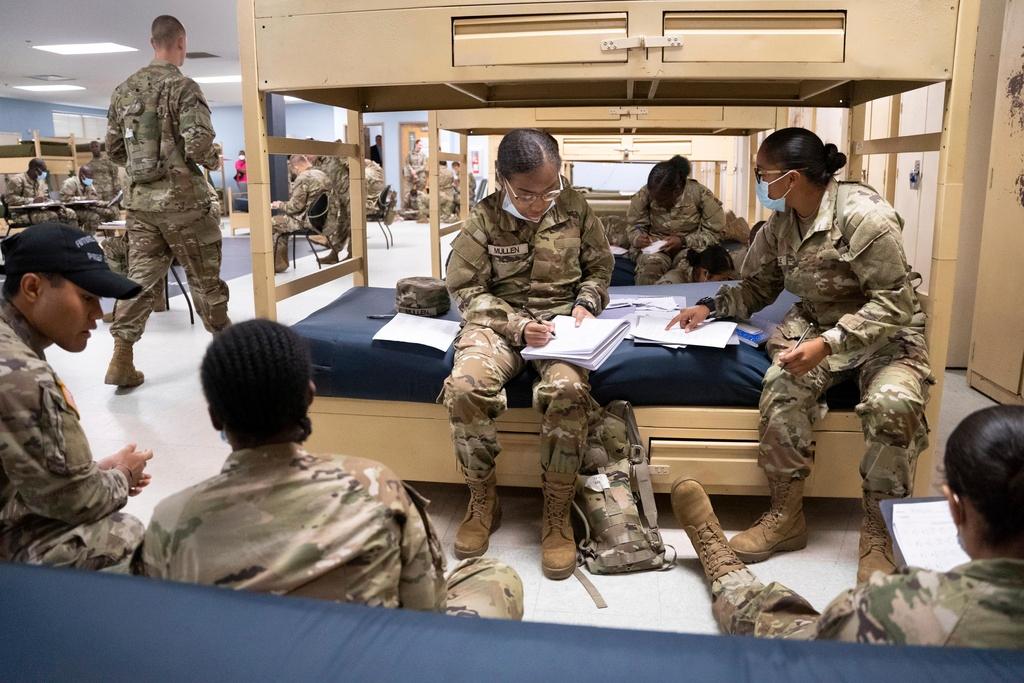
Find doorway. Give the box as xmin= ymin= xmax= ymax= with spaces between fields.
xmin=400 ymin=122 xmax=428 ymax=209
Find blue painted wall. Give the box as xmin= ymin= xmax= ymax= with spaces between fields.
xmin=0 ymin=96 xmax=107 ymax=139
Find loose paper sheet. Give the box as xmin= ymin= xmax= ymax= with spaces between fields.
xmin=632 ymin=313 xmax=737 ymax=349
xmin=641 ymin=239 xmax=669 ymax=255
xmin=372 ymin=313 xmax=461 ymax=352
xmin=891 ymin=500 xmax=970 ymax=573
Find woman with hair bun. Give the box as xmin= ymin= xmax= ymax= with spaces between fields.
xmin=668 ymin=127 xmax=932 ymax=584
xmin=626 ymin=155 xmax=726 ymax=285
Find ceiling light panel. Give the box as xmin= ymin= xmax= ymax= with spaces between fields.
xmin=33 ymin=42 xmax=137 ymax=55
xmin=14 ymin=84 xmax=86 ymax=92
xmin=192 ymin=75 xmax=242 ymax=84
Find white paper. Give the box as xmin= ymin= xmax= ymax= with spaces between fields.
xmin=641 ymin=239 xmax=669 ymax=255
xmin=892 ymin=501 xmax=970 ymax=573
xmin=609 ymin=245 xmax=628 ymax=255
xmin=631 ymin=313 xmax=737 ymax=349
xmin=585 ymin=473 xmax=611 ymax=492
xmin=372 ymin=313 xmax=460 ymax=352
xmin=606 ymin=295 xmax=679 ymax=312
xmin=521 ymin=315 xmax=630 ymax=371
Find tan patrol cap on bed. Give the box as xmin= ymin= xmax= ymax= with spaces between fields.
xmin=395 ymin=276 xmax=450 ymax=317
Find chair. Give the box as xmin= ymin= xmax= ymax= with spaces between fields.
xmin=276 ymin=192 xmax=331 ymax=271
xmin=474 ymin=178 xmax=489 ymax=205
xmin=366 ymin=185 xmax=396 ymax=249
xmin=163 ymin=260 xmax=195 ymax=325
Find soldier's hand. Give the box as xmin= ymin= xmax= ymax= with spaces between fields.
xmin=100 ymin=443 xmax=154 ymax=489
xmin=666 ymin=305 xmax=710 ymax=332
xmin=34 ymin=196 xmax=48 ymax=203
xmin=524 ymin=321 xmax=556 ymax=347
xmin=572 ymin=305 xmax=594 ymax=327
xmin=777 ymin=338 xmax=830 ymax=377
xmin=129 ymin=473 xmax=152 ymax=497
xmin=634 ymin=233 xmax=652 ymax=248
xmin=664 ymin=235 xmax=683 ymax=254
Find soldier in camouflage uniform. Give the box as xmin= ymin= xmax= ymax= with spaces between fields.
xmin=627 ymin=156 xmax=725 ymax=285
xmin=670 ymin=403 xmax=1024 ymax=648
xmin=416 ymin=164 xmax=459 ymax=223
xmin=452 ymin=160 xmax=477 ymax=214
xmin=59 ymin=165 xmax=120 ymax=234
xmin=310 ymin=151 xmax=347 ymax=262
xmin=87 ymin=140 xmax=123 ymax=204
xmin=138 ymin=319 xmax=523 ymax=620
xmin=442 ymin=129 xmax=613 ymax=581
xmin=601 ymin=215 xmax=631 ymax=251
xmin=4 ymin=158 xmax=78 ymax=228
xmin=403 ymin=139 xmax=427 ymax=213
xmin=668 ymin=128 xmax=933 ymax=583
xmin=272 ymin=155 xmax=332 ymax=272
xmin=104 ymin=15 xmax=229 ymax=388
xmin=0 ymin=224 xmax=154 ymax=571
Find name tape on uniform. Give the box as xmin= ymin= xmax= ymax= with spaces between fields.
xmin=488 ymin=243 xmax=529 ymax=257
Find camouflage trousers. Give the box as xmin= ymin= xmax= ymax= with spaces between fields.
xmin=444 ymin=556 xmax=525 ymax=620
xmin=110 ymin=208 xmax=230 ymax=341
xmin=759 ymin=335 xmax=932 ymax=496
xmin=711 ymin=568 xmax=820 ymax=638
xmin=602 ymin=216 xmax=631 ymax=250
xmin=9 ymin=206 xmax=78 ymax=228
xmin=634 ymin=249 xmax=690 ymax=286
xmin=416 ymin=193 xmax=458 ymax=223
xmin=101 ymin=231 xmax=129 ymax=276
xmin=271 ymin=213 xmax=312 ymax=237
xmin=70 ymin=206 xmax=119 ymax=235
xmin=0 ymin=511 xmax=143 ymax=573
xmin=442 ymin=325 xmax=597 ymax=475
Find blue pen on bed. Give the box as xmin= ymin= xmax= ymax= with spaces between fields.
xmin=522 ymin=307 xmax=555 ymax=337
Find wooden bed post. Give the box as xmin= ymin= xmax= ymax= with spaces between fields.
xmin=846 ymin=104 xmax=867 ymax=183
xmin=458 ymin=132 xmax=470 ymax=222
xmin=428 ymin=111 xmax=442 ymax=279
xmin=348 ymin=108 xmax=368 ymax=287
xmin=916 ymin=0 xmax=982 ymax=494
xmin=746 ymin=133 xmax=758 ymax=223
xmin=238 ymin=0 xmax=277 ymax=320
xmin=883 ymin=95 xmax=902 ymax=204
xmin=32 ymin=131 xmax=41 ymax=158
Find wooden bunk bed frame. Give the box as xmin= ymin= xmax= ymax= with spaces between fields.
xmin=238 ymin=0 xmax=981 ymax=498
xmin=0 ymin=131 xmax=86 ymax=177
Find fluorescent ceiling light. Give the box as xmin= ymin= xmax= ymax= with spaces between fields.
xmin=14 ymin=84 xmax=86 ymax=92
xmin=193 ymin=75 xmax=241 ymax=84
xmin=33 ymin=42 xmax=136 ymax=55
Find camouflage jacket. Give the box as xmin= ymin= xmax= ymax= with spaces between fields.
xmin=138 ymin=442 xmax=448 ymax=610
xmin=106 ymin=59 xmax=219 ymax=212
xmin=405 ymin=151 xmax=426 ymax=177
xmin=439 ymin=166 xmax=455 ymax=193
xmin=313 ymin=155 xmax=347 ymax=226
xmin=715 ymin=180 xmax=926 ymax=372
xmin=59 ymin=177 xmax=99 ymax=202
xmin=447 ymin=183 xmax=613 ymax=346
xmin=5 ymin=173 xmax=48 ymax=206
xmin=0 ymin=297 xmax=129 ymax=540
xmin=814 ymin=559 xmax=1024 ymax=648
xmin=626 ymin=180 xmax=725 ymax=251
xmin=89 ymin=155 xmax=122 ymax=201
xmin=365 ymin=159 xmax=385 ymax=210
xmin=284 ymin=168 xmax=330 ymax=217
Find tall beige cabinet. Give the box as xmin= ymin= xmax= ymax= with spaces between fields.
xmin=968 ymin=0 xmax=1024 ymax=404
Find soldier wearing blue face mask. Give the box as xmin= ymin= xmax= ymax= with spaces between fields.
xmin=668 ymin=127 xmax=932 ymax=584
xmin=60 ymin=165 xmax=120 ymax=235
xmin=4 ymin=158 xmax=78 ymax=229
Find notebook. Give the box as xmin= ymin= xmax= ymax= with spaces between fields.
xmin=520 ymin=315 xmax=631 ymax=371
xmin=630 ymin=312 xmax=737 ymax=349
xmin=882 ymin=497 xmax=970 ymax=572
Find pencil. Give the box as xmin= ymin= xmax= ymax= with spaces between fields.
xmin=523 ymin=307 xmax=556 ymax=337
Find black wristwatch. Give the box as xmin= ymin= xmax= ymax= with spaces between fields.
xmin=696 ymin=296 xmax=717 ymax=313
xmin=574 ymin=299 xmax=597 ymax=315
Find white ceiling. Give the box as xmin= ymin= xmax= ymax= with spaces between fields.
xmin=0 ymin=0 xmax=243 ymax=110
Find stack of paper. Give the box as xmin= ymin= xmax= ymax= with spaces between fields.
xmin=609 ymin=245 xmax=629 ymax=255
xmin=892 ymin=500 xmax=970 ymax=572
xmin=631 ymin=312 xmax=737 ymax=349
xmin=641 ymin=239 xmax=669 ymax=255
xmin=521 ymin=315 xmax=631 ymax=370
xmin=605 ymin=295 xmax=679 ymax=312
xmin=372 ymin=313 xmax=461 ymax=352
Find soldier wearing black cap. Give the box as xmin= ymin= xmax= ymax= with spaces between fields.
xmin=0 ymin=223 xmax=155 ymax=570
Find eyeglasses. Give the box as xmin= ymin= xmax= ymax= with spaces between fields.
xmin=503 ymin=176 xmax=564 ymax=205
xmin=754 ymin=167 xmax=805 ymax=183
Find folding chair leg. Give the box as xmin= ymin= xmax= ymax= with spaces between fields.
xmin=304 ymin=235 xmax=323 ymax=269
xmin=291 ymin=234 xmax=298 ymax=270
xmin=383 ymin=222 xmax=395 ymax=248
xmin=169 ymin=265 xmax=195 ymax=326
xmin=378 ymin=221 xmax=391 ymax=249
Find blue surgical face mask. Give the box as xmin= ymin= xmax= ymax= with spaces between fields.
xmin=82 ymin=177 xmax=93 ymax=187
xmin=755 ymin=170 xmax=795 ymax=212
xmin=38 ymin=171 xmax=48 ymax=182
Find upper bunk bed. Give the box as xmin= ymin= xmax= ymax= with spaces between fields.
xmin=238 ymin=0 xmax=982 ymax=496
xmin=0 ymin=131 xmax=87 ymax=176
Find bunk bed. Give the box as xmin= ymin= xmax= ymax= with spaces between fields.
xmin=0 ymin=131 xmax=86 ymax=176
xmin=239 ymin=0 xmax=978 ymax=500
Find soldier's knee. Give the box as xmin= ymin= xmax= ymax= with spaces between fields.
xmin=858 ymin=388 xmax=926 ymax=446
xmin=535 ymin=376 xmax=588 ymax=413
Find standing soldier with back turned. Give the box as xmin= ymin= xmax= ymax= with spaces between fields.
xmin=104 ymin=15 xmax=231 ymax=388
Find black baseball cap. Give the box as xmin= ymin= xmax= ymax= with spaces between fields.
xmin=0 ymin=223 xmax=141 ymax=300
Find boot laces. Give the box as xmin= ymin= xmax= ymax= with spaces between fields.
xmin=753 ymin=479 xmax=795 ymax=530
xmin=697 ymin=523 xmax=736 ymax=576
xmin=467 ymin=480 xmax=489 ymax=519
xmin=863 ymin=506 xmax=890 ymax=554
xmin=544 ymin=483 xmax=573 ymax=532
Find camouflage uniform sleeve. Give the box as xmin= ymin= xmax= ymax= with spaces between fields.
xmin=5 ymin=175 xmax=32 ymax=206
xmin=177 ymin=79 xmax=219 ymax=170
xmin=105 ymin=98 xmax=128 ymax=167
xmin=396 ymin=483 xmax=447 ymax=611
xmin=819 ymin=206 xmax=919 ymax=360
xmin=575 ymin=201 xmax=613 ymax=315
xmin=447 ymin=215 xmax=533 ymax=345
xmin=283 ymin=176 xmax=310 ymax=216
xmin=59 ymin=177 xmax=77 ymax=202
xmin=626 ymin=188 xmax=652 ymax=248
xmin=0 ymin=370 xmax=129 ymax=526
xmin=683 ymin=184 xmax=725 ymax=251
xmin=715 ymin=215 xmax=786 ymax=319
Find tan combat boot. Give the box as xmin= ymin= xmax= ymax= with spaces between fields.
xmin=857 ymin=492 xmax=897 ymax=583
xmin=274 ymin=239 xmax=289 ymax=273
xmin=729 ymin=476 xmax=807 ymax=562
xmin=671 ymin=479 xmax=746 ymax=582
xmin=540 ymin=471 xmax=577 ymax=580
xmin=319 ymin=248 xmax=340 ymax=265
xmin=453 ymin=470 xmax=501 ymax=559
xmin=104 ymin=339 xmax=145 ymax=388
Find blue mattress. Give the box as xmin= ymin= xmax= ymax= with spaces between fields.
xmin=2 ymin=564 xmax=1021 ymax=682
xmin=294 ymin=282 xmax=860 ymax=409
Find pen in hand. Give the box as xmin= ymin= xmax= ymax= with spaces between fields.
xmin=522 ymin=307 xmax=556 ymax=338
xmin=778 ymin=327 xmax=810 ymax=368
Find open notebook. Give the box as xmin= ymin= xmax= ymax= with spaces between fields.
xmin=631 ymin=312 xmax=737 ymax=349
xmin=520 ymin=315 xmax=631 ymax=371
